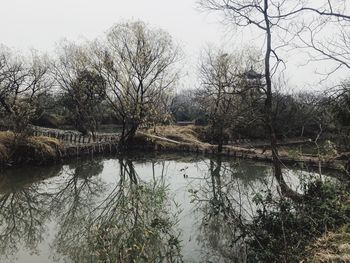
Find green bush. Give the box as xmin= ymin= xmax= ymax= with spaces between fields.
xmin=247 ymin=180 xmax=350 ymax=262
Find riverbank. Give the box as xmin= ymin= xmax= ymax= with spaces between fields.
xmin=0 ymin=131 xmax=63 ymax=165
xmin=0 ymin=126 xmax=349 ymax=176
xmin=0 ymin=130 xmax=119 ymax=166
xmin=304 ymin=226 xmax=350 ymax=262
xmin=135 ymin=126 xmax=349 ymax=175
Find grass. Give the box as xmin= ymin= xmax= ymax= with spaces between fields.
xmin=27 ymin=135 xmax=63 ymax=158
xmin=0 ymin=131 xmax=14 ymax=162
xmin=305 ymin=225 xmax=350 ymax=262
xmin=0 ymin=131 xmax=63 ymax=164
xmin=138 ymin=125 xmax=264 ymax=156
xmin=140 ymin=125 xmax=211 ymax=149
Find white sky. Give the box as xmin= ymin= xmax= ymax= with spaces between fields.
xmin=0 ymin=0 xmax=348 ymax=92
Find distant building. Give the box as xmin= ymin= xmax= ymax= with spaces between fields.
xmin=245 ymin=66 xmax=263 ymax=81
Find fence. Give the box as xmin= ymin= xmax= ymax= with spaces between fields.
xmin=32 ymin=129 xmax=120 ymax=144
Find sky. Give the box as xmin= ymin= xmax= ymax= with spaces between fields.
xmin=0 ymin=0 xmax=348 ymax=92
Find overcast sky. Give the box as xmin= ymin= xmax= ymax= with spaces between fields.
xmin=0 ymin=0 xmax=347 ymax=91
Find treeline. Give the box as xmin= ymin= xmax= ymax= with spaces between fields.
xmin=172 ymin=48 xmax=349 ymax=150
xmin=0 ymin=21 xmax=349 ymax=147
xmin=0 ymin=21 xmax=179 ymax=145
xmin=172 ymin=85 xmax=350 ymax=139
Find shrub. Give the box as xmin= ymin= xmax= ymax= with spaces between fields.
xmin=247 ymin=180 xmax=350 ymax=262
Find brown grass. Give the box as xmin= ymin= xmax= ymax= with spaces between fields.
xmin=27 ymin=135 xmax=63 ymax=158
xmin=0 ymin=131 xmax=63 ymax=164
xmin=304 ymin=226 xmax=350 ymax=263
xmin=138 ymin=125 xmax=258 ymax=155
xmin=142 ymin=125 xmax=210 ymax=149
xmin=0 ymin=131 xmax=14 ymax=162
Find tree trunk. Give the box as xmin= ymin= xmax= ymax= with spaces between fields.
xmin=263 ymin=0 xmax=282 ymax=179
xmin=263 ymin=1 xmax=300 ymax=202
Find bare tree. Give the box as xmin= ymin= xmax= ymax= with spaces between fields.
xmin=93 ymin=21 xmax=181 ymax=145
xmin=197 ymin=48 xmax=260 ymax=152
xmin=294 ymin=2 xmax=350 ymax=76
xmin=53 ymin=41 xmax=106 ymax=136
xmin=198 ymin=0 xmax=348 ymax=197
xmin=0 ymin=46 xmax=51 ymax=133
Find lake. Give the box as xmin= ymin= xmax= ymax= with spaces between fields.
xmin=0 ymin=153 xmax=322 ymax=263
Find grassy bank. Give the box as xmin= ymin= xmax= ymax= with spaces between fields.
xmin=136 ymin=126 xmax=349 ymax=174
xmin=0 ymin=131 xmax=63 ymax=165
xmin=305 ymin=225 xmax=350 ymax=262
xmin=1 ymin=125 xmax=348 ymax=174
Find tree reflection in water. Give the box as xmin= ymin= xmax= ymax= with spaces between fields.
xmin=0 ymin=155 xmax=301 ymax=263
xmin=51 ymin=157 xmax=183 ymax=263
xmin=0 ymin=165 xmax=62 ymax=262
xmin=191 ymin=157 xmax=273 ymax=263
xmin=49 ymin=159 xmax=107 ymax=262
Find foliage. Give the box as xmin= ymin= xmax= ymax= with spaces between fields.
xmin=247 ymin=180 xmax=350 ymax=262
xmin=170 ymin=89 xmax=205 ymax=123
xmin=53 ymin=41 xmax=107 ymax=135
xmin=64 ymin=69 xmax=106 ymax=135
xmin=272 ymin=92 xmax=323 ymax=138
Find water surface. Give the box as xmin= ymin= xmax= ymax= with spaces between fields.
xmin=0 ymin=153 xmax=319 ymax=263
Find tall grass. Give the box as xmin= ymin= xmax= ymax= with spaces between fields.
xmin=142 ymin=125 xmax=210 ymax=149
xmin=0 ymin=131 xmax=63 ymax=164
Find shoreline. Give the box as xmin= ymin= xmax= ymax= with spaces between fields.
xmin=0 ymin=129 xmax=348 ymax=176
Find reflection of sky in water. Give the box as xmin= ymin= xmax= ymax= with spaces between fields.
xmin=0 ymin=154 xmax=327 ymax=263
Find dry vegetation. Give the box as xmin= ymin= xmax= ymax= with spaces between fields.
xmin=137 ymin=125 xmax=256 ymax=155
xmin=304 ymin=226 xmax=350 ymax=263
xmin=0 ymin=132 xmax=15 ymax=162
xmin=0 ymin=131 xmax=63 ymax=164
xmin=139 ymin=125 xmax=211 ymax=149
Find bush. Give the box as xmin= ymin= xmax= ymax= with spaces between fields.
xmin=247 ymin=180 xmax=350 ymax=262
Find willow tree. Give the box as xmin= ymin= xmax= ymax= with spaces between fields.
xmin=199 ymin=0 xmax=350 ymax=197
xmin=93 ymin=21 xmax=181 ymax=145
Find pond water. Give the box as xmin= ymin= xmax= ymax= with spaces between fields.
xmin=0 ymin=153 xmax=322 ymax=263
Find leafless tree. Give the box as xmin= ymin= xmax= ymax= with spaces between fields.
xmin=92 ymin=21 xmax=181 ymax=145
xmin=53 ymin=41 xmax=106 ymax=136
xmin=198 ymin=0 xmax=349 ymax=197
xmin=197 ymin=48 xmax=261 ymax=152
xmin=0 ymin=46 xmax=51 ymax=133
xmin=294 ymin=2 xmax=350 ymax=76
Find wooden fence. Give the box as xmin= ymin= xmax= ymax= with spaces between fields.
xmin=32 ymin=130 xmax=120 ymax=144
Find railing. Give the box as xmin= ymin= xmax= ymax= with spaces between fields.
xmin=31 ymin=128 xmax=120 ymax=144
